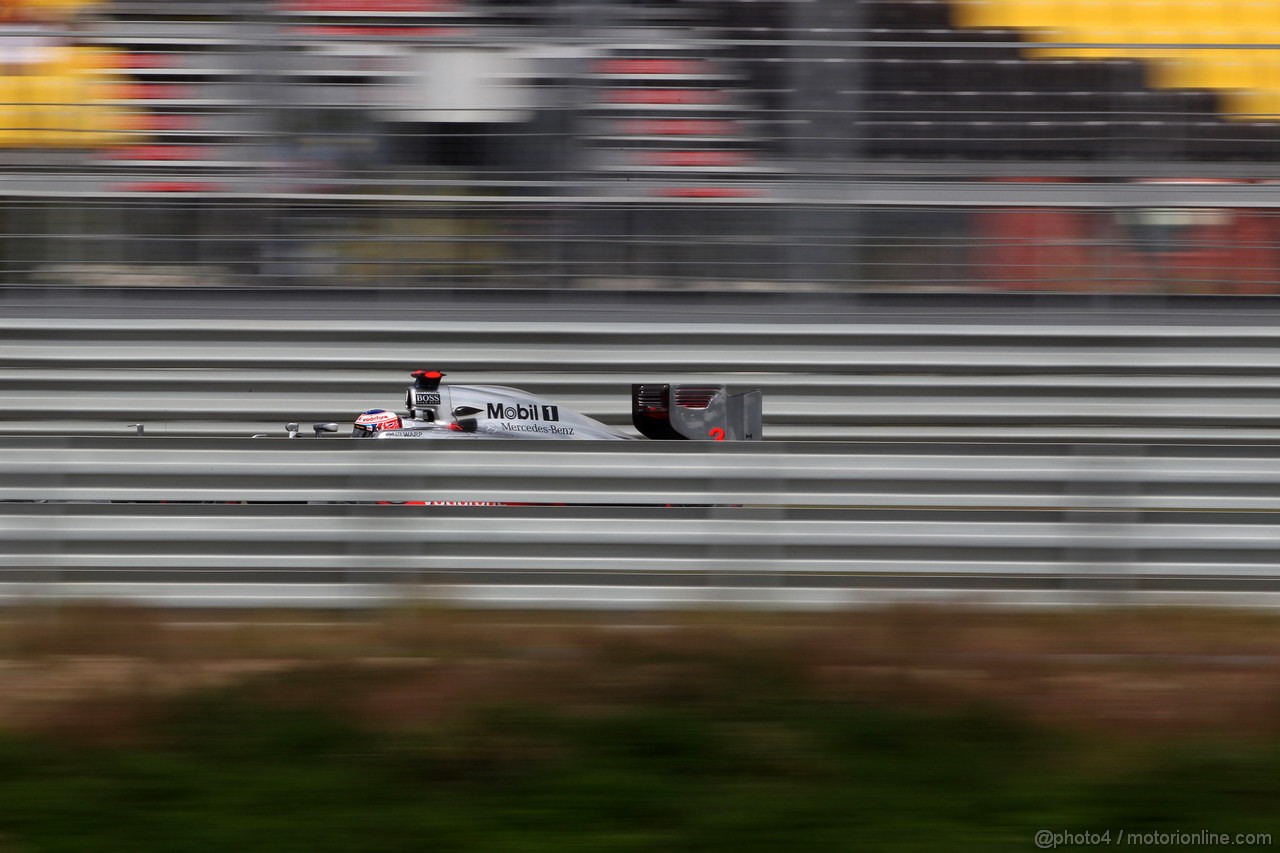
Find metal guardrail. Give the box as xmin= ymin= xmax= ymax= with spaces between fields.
xmin=4 ymin=438 xmax=1280 ymax=609
xmin=10 ymin=314 xmax=1280 ymax=441
xmin=4 ymin=437 xmax=1280 ymax=508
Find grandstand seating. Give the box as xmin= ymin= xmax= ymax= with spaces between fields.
xmin=277 ymin=0 xmax=470 ymax=39
xmin=0 ymin=0 xmax=137 ymax=147
xmin=57 ymin=2 xmax=291 ymax=188
xmin=861 ymin=0 xmax=1280 ymax=159
xmin=0 ymin=40 xmax=135 ymax=149
xmin=956 ymin=0 xmax=1280 ymax=120
xmin=2 ymin=0 xmax=1276 ymax=184
xmin=588 ymin=51 xmax=760 ymax=172
xmin=582 ymin=7 xmax=775 ymax=191
xmin=0 ymin=0 xmax=488 ymax=188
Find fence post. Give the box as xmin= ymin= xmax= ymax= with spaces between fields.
xmin=1064 ymin=442 xmax=1143 ymax=604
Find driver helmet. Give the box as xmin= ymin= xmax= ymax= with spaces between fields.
xmin=352 ymin=408 xmax=403 ymax=438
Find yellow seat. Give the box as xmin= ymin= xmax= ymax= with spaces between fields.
xmin=1059 ymin=0 xmax=1115 ymax=29
xmin=0 ymin=79 xmax=25 ymax=146
xmin=1237 ymin=0 xmax=1280 ymax=42
xmin=18 ymin=0 xmax=101 ymax=15
xmin=30 ymin=45 xmax=123 ymax=80
xmin=1195 ymin=48 xmax=1256 ymax=89
xmin=1121 ymin=0 xmax=1172 ymax=32
xmin=1034 ymin=0 xmax=1132 ymax=57
xmin=1005 ymin=0 xmax=1059 ymax=28
xmin=1223 ymin=87 xmax=1280 ymax=119
xmin=949 ymin=0 xmax=1280 ymax=123
xmin=25 ymin=76 xmax=68 ymax=145
xmin=0 ymin=73 xmax=116 ymax=147
xmin=66 ymin=46 xmax=121 ymax=76
xmin=1222 ymin=56 xmax=1280 ymax=118
xmin=951 ymin=0 xmax=998 ymax=29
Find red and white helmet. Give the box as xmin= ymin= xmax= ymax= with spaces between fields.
xmin=352 ymin=408 xmax=402 ymax=437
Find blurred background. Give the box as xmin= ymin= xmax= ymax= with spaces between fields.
xmin=3 ymin=0 xmax=1280 ymax=291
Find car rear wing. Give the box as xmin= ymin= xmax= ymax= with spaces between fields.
xmin=631 ymin=384 xmax=763 ymax=441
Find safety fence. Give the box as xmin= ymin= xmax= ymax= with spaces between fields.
xmin=4 ymin=437 xmax=1280 ymax=609
xmin=10 ymin=310 xmax=1280 ymax=442
xmin=7 ymin=193 xmax=1280 ymax=293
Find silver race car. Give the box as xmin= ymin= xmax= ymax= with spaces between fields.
xmin=283 ymin=370 xmax=763 ymax=442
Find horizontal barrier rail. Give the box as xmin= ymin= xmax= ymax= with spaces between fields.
xmin=8 ymin=437 xmax=1280 ymax=507
xmin=11 ymin=313 xmax=1280 ymax=442
xmin=7 ymin=583 xmax=1280 ymax=611
xmin=4 ymin=439 xmax=1280 ymax=608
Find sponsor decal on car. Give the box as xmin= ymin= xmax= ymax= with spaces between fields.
xmin=486 ymin=402 xmax=559 ymax=421
xmin=413 ymin=391 xmax=442 ymax=406
xmin=500 ymin=422 xmax=575 ymax=436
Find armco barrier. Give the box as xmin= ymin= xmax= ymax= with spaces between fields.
xmin=10 ymin=314 xmax=1280 ymax=441
xmin=4 ymin=438 xmax=1280 ymax=609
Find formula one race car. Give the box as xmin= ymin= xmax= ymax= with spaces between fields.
xmin=279 ymin=370 xmax=763 ymax=442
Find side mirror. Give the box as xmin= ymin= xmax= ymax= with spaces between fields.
xmin=286 ymin=422 xmax=300 ymax=439
xmin=313 ymin=422 xmax=340 ymax=436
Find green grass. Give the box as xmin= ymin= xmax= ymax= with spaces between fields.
xmin=3 ymin=605 xmax=1280 ymax=851
xmin=0 ymin=676 xmax=1277 ymax=853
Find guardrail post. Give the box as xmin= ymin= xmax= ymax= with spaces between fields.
xmin=701 ymin=446 xmax=787 ymax=605
xmin=1064 ymin=443 xmax=1143 ymax=604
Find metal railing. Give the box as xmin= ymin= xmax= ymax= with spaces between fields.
xmin=3 ymin=194 xmax=1280 ymax=292
xmin=4 ymin=437 xmax=1280 ymax=609
xmin=6 ymin=436 xmax=1280 ymax=508
xmin=9 ymin=309 xmax=1280 ymax=441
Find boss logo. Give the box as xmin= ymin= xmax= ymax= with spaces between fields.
xmin=414 ymin=392 xmax=442 ymax=406
xmin=487 ymin=402 xmax=559 ymax=421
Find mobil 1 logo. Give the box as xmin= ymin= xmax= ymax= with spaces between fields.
xmin=487 ymin=402 xmax=560 ymax=421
